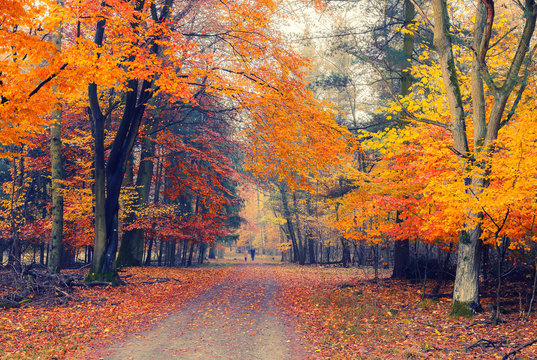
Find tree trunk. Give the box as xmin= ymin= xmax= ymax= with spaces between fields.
xmin=341 ymin=237 xmax=351 ymax=267
xmin=144 ymin=155 xmax=162 ymax=267
xmin=482 ymin=243 xmax=490 ymax=281
xmin=158 ymin=239 xmax=163 ymax=266
xmin=117 ymin=115 xmax=159 ymax=267
xmin=175 ymin=241 xmax=182 ymax=266
xmin=279 ymin=183 xmax=300 ymax=263
xmin=181 ymin=240 xmax=188 ymax=266
xmin=169 ymin=241 xmax=176 ymax=266
xmin=117 ymin=158 xmax=143 ymax=267
xmin=431 ymin=0 xmax=536 ymax=315
xmin=39 ymin=241 xmax=45 ymax=265
xmin=208 ymin=245 xmax=216 ymax=259
xmin=198 ymin=243 xmax=206 ymax=264
xmin=48 ymin=2 xmax=64 ymax=273
xmin=452 ymin=226 xmax=483 ymax=314
xmin=305 ymin=196 xmax=316 ymax=264
xmin=393 ymin=239 xmax=409 ymax=279
xmin=187 ymin=242 xmax=195 ymax=267
xmin=292 ymin=192 xmax=306 ymax=265
xmin=8 ymin=155 xmax=24 ymax=269
xmin=308 ymin=233 xmax=316 ymax=264
xmin=87 ymin=19 xmax=109 ymax=281
xmin=391 ymin=0 xmax=415 ymax=278
xmin=87 ymin=0 xmax=173 ymax=281
xmin=145 ymin=236 xmax=154 ymax=266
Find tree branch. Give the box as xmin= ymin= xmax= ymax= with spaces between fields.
xmin=479 ymin=0 xmax=495 ymax=63
xmin=27 ymin=63 xmax=68 ymax=99
xmin=407 ymin=0 xmax=434 ymax=31
xmin=502 ymin=338 xmax=537 ymax=359
xmin=500 ymin=43 xmax=536 ymax=128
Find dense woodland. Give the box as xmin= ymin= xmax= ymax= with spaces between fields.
xmin=1 ymin=0 xmax=537 ymax=325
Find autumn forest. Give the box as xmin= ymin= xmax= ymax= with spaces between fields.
xmin=2 ymin=0 xmax=537 ymax=358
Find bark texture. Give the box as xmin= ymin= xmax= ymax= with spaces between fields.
xmin=430 ymin=0 xmax=536 ymax=314
xmin=48 ymin=1 xmax=65 ymax=273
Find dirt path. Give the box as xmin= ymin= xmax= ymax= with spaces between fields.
xmin=103 ymin=264 xmax=314 ymax=360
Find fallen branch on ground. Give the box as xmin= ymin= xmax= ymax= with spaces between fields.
xmin=466 ymin=338 xmax=505 ymax=350
xmin=502 ymin=338 xmax=537 ymax=359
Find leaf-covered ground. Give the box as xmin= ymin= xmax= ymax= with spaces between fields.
xmin=0 ymin=266 xmax=232 ymax=359
xmin=3 ymin=263 xmax=537 ymax=359
xmin=273 ymin=265 xmax=537 ymax=359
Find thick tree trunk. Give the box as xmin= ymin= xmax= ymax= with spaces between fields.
xmin=452 ymin=227 xmax=483 ymax=314
xmin=169 ymin=241 xmax=176 ymax=266
xmin=87 ymin=0 xmax=174 ymax=281
xmin=431 ymin=0 xmax=536 ymax=315
xmin=88 ymin=19 xmax=109 ymax=280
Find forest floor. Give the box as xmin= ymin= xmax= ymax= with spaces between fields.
xmin=2 ymin=260 xmax=537 ymax=359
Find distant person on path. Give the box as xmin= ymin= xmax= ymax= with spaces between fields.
xmin=244 ymin=249 xmax=248 ymax=262
xmin=250 ymin=248 xmax=256 ymax=261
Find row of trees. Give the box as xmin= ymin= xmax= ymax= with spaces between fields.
xmin=3 ymin=0 xmax=537 ymax=317
xmin=242 ymin=0 xmax=537 ymax=316
xmin=0 ymin=0 xmax=352 ymax=282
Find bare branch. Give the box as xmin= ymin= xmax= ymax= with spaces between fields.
xmin=408 ymin=0 xmax=434 ymax=31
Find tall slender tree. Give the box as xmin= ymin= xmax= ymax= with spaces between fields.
xmin=48 ymin=0 xmax=65 ymax=273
